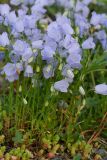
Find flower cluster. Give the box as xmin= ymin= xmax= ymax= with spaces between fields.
xmin=0 ymin=0 xmax=107 ymax=93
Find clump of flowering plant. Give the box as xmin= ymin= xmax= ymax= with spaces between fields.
xmin=0 ymin=0 xmax=107 ymax=159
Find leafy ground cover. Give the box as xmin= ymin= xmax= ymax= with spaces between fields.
xmin=0 ymin=0 xmax=107 ymax=159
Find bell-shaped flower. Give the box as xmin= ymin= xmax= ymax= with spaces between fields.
xmin=67 ymin=53 xmax=82 ymax=69
xmin=0 ymin=32 xmax=10 ymax=47
xmin=3 ymin=63 xmax=20 ymax=82
xmin=24 ymin=65 xmax=33 ymax=77
xmin=62 ymin=64 xmax=74 ymax=80
xmin=82 ymin=37 xmax=95 ymax=49
xmin=95 ymin=84 xmax=107 ymax=95
xmin=41 ymin=46 xmax=55 ymax=61
xmin=43 ymin=64 xmax=54 ymax=79
xmin=0 ymin=4 xmax=10 ymax=16
xmin=54 ymin=79 xmax=69 ymax=92
xmin=47 ymin=22 xmax=62 ymax=42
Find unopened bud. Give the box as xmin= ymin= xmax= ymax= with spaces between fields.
xmin=23 ymin=98 xmax=27 ymax=105
xmin=79 ymin=86 xmax=85 ymax=96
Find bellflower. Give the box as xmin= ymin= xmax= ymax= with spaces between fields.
xmin=14 ymin=19 xmax=24 ymax=33
xmin=63 ymin=35 xmax=77 ymax=50
xmin=67 ymin=53 xmax=82 ymax=69
xmin=90 ymin=12 xmax=102 ymax=26
xmin=47 ymin=22 xmax=62 ymax=42
xmin=0 ymin=4 xmax=10 ymax=16
xmin=24 ymin=15 xmax=37 ymax=29
xmin=62 ymin=64 xmax=74 ymax=80
xmin=13 ymin=40 xmax=28 ymax=55
xmin=95 ymin=84 xmax=107 ymax=95
xmin=30 ymin=28 xmax=43 ymax=41
xmin=18 ymin=9 xmax=27 ymax=17
xmin=54 ymin=79 xmax=69 ymax=93
xmin=100 ymin=14 xmax=107 ymax=27
xmin=75 ymin=1 xmax=89 ymax=17
xmin=56 ymin=15 xmax=74 ymax=35
xmin=43 ymin=64 xmax=54 ymax=79
xmin=75 ymin=13 xmax=90 ymax=36
xmin=5 ymin=11 xmax=17 ymax=26
xmin=0 ymin=32 xmax=10 ymax=47
xmin=68 ymin=41 xmax=82 ymax=55
xmin=82 ymin=37 xmax=95 ymax=49
xmin=58 ymin=48 xmax=68 ymax=58
xmin=3 ymin=63 xmax=19 ymax=82
xmin=41 ymin=46 xmax=55 ymax=61
xmin=44 ymin=35 xmax=57 ymax=51
xmin=22 ymin=47 xmax=33 ymax=62
xmin=24 ymin=65 xmax=33 ymax=77
xmin=31 ymin=4 xmax=46 ymax=20
xmin=95 ymin=30 xmax=107 ymax=50
xmin=32 ymin=40 xmax=43 ymax=49
xmin=61 ymin=35 xmax=81 ymax=56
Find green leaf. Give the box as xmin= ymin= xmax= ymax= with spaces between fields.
xmin=12 ymin=131 xmax=23 ymax=144
xmin=84 ymin=52 xmax=107 ymax=75
xmin=73 ymin=154 xmax=82 ymax=160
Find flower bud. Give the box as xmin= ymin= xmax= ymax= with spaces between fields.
xmin=23 ymin=98 xmax=27 ymax=105
xmin=79 ymin=86 xmax=85 ymax=96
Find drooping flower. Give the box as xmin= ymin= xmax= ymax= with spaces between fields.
xmin=56 ymin=15 xmax=74 ymax=35
xmin=13 ymin=40 xmax=28 ymax=55
xmin=95 ymin=30 xmax=107 ymax=50
xmin=0 ymin=32 xmax=10 ymax=47
xmin=74 ymin=13 xmax=90 ymax=36
xmin=95 ymin=84 xmax=107 ymax=95
xmin=54 ymin=79 xmax=69 ymax=92
xmin=43 ymin=35 xmax=57 ymax=51
xmin=62 ymin=35 xmax=76 ymax=50
xmin=43 ymin=64 xmax=54 ymax=79
xmin=75 ymin=0 xmax=89 ymax=17
xmin=41 ymin=46 xmax=55 ymax=61
xmin=67 ymin=53 xmax=82 ymax=69
xmin=31 ymin=4 xmax=46 ymax=20
xmin=23 ymin=15 xmax=37 ymax=29
xmin=24 ymin=65 xmax=33 ymax=77
xmin=0 ymin=4 xmax=10 ymax=16
xmin=14 ymin=19 xmax=24 ymax=33
xmin=90 ymin=12 xmax=102 ymax=26
xmin=22 ymin=47 xmax=33 ymax=62
xmin=32 ymin=40 xmax=43 ymax=49
xmin=5 ymin=11 xmax=17 ymax=26
xmin=47 ymin=22 xmax=62 ymax=42
xmin=62 ymin=64 xmax=74 ymax=80
xmin=3 ymin=63 xmax=19 ymax=82
xmin=43 ymin=60 xmax=57 ymax=79
xmin=82 ymin=37 xmax=95 ymax=49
